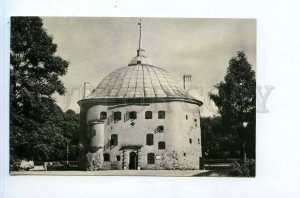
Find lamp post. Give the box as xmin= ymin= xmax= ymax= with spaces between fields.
xmin=242 ymin=122 xmax=249 ymax=162
xmin=66 ymin=139 xmax=69 ymax=166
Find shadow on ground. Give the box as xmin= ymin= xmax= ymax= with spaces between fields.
xmin=193 ymin=170 xmax=230 ymax=177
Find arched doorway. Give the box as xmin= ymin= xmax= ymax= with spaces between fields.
xmin=129 ymin=152 xmax=138 ymax=170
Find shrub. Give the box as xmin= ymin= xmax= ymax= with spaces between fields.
xmin=160 ymin=151 xmax=180 ymax=170
xmin=10 ymin=156 xmax=21 ymax=171
xmin=160 ymin=151 xmax=195 ymax=170
xmin=86 ymin=152 xmax=103 ymax=171
xmin=229 ymin=159 xmax=255 ymax=177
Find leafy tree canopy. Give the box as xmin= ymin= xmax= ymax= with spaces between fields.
xmin=210 ymin=51 xmax=256 ymax=131
xmin=10 ymin=17 xmax=68 ymax=119
xmin=209 ymin=51 xmax=256 ymax=159
xmin=10 ymin=17 xmax=78 ymax=162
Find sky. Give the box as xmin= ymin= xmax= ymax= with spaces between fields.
xmin=42 ymin=17 xmax=256 ymax=117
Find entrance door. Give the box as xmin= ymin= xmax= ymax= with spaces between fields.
xmin=129 ymin=152 xmax=137 ymax=170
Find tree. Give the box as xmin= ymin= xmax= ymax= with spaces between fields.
xmin=10 ymin=17 xmax=69 ymax=161
xmin=29 ymin=105 xmax=79 ymax=161
xmin=210 ymin=51 xmax=256 ymax=160
xmin=201 ymin=116 xmax=240 ymax=159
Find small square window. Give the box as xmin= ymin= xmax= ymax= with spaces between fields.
xmin=103 ymin=153 xmax=110 ymax=161
xmin=129 ymin=111 xmax=137 ymax=119
xmin=116 ymin=155 xmax=121 ymax=161
xmin=111 ymin=134 xmax=118 ymax=146
xmin=183 ymin=153 xmax=186 ymax=157
xmin=100 ymin=112 xmax=107 ymax=120
xmin=189 ymin=138 xmax=192 ymax=144
xmin=145 ymin=111 xmax=152 ymax=119
xmin=186 ymin=115 xmax=188 ymax=120
xmin=146 ymin=134 xmax=154 ymax=146
xmin=158 ymin=111 xmax=165 ymax=119
xmin=147 ymin=153 xmax=155 ymax=164
xmin=114 ymin=111 xmax=122 ymax=121
xmin=158 ymin=141 xmax=166 ymax=150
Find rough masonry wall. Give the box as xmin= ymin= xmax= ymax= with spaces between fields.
xmin=79 ymin=101 xmax=201 ymax=170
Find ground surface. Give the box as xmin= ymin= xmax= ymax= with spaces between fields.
xmin=10 ymin=166 xmax=212 ymax=176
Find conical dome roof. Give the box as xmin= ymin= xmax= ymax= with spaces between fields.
xmin=80 ymin=50 xmax=202 ymax=106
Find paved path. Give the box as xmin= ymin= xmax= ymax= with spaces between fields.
xmin=10 ymin=169 xmax=209 ymax=177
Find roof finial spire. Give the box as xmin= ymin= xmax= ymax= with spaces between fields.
xmin=138 ymin=19 xmax=142 ymax=50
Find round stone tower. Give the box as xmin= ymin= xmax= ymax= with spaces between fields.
xmin=78 ymin=22 xmax=203 ymax=171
